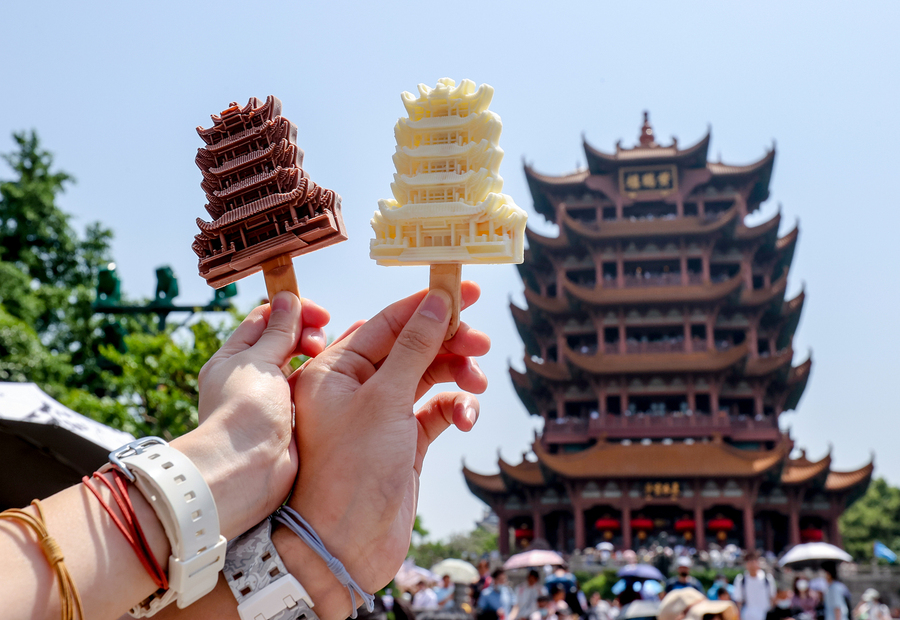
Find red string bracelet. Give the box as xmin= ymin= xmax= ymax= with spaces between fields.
xmin=82 ymin=470 xmax=169 ymax=590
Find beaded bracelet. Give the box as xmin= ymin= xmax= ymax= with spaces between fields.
xmin=0 ymin=499 xmax=84 ymax=620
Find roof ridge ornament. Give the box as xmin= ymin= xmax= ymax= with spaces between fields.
xmin=638 ymin=111 xmax=657 ymax=148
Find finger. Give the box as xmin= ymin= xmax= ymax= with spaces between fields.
xmin=249 ymin=291 xmax=303 ymax=365
xmin=295 ymin=327 xmax=327 ymax=358
xmin=212 ymin=303 xmax=272 ymax=360
xmin=299 ymin=298 xmax=330 ymax=329
xmin=414 ymin=392 xmax=479 ymax=473
xmin=415 ymin=356 xmax=488 ymax=401
xmin=440 ymin=322 xmax=491 ymax=358
xmin=332 ymin=281 xmax=481 ymax=368
xmin=377 ymin=289 xmax=451 ymax=391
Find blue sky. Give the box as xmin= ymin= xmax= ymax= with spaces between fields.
xmin=2 ymin=1 xmax=899 ymax=541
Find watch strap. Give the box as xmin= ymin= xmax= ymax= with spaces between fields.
xmin=104 ymin=437 xmax=226 ymax=616
xmin=225 ymin=518 xmax=318 ymax=620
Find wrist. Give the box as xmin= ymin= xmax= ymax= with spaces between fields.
xmin=171 ymin=422 xmax=278 ymax=540
xmin=271 ymin=521 xmax=355 ymax=620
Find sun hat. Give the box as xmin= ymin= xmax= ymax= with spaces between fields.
xmin=659 ymin=588 xmax=738 ymax=620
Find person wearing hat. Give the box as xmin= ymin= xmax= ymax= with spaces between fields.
xmin=665 ymin=557 xmax=704 ymax=593
xmin=659 ymin=588 xmax=739 ymax=620
xmin=854 ymin=589 xmax=889 ymax=620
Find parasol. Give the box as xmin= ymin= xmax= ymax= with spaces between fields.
xmin=430 ymin=558 xmax=479 ymax=584
xmin=503 ymin=549 xmax=565 ymax=570
xmin=779 ymin=542 xmax=852 ymax=568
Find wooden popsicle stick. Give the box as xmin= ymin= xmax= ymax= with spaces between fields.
xmin=262 ymin=254 xmax=300 ymax=377
xmin=262 ymin=254 xmax=300 ymax=301
xmin=429 ymin=263 xmax=462 ymax=340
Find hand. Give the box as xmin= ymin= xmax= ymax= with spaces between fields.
xmin=180 ymin=291 xmax=330 ymax=538
xmin=279 ymin=282 xmax=490 ymax=619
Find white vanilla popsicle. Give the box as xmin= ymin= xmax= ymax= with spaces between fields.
xmin=370 ymin=78 xmax=527 ymax=337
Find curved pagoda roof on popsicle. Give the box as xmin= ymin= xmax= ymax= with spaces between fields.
xmin=532 ymin=435 xmax=791 ymax=479
xmin=400 ymin=78 xmax=493 ymax=120
xmin=564 ymin=341 xmax=749 ymax=376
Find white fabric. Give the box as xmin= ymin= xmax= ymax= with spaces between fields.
xmin=0 ymin=382 xmax=133 ymax=448
xmin=733 ymin=571 xmax=775 ymax=620
xmin=515 ymin=583 xmax=544 ymax=619
xmin=413 ymin=588 xmax=439 ymax=610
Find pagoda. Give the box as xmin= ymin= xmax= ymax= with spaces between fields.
xmin=463 ymin=113 xmax=872 ymax=555
xmin=193 ymin=96 xmax=346 ymax=288
xmin=370 ymin=78 xmax=526 ymax=266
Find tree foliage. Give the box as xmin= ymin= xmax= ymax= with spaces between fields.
xmin=407 ymin=518 xmax=498 ymax=569
xmin=0 ymin=130 xmax=115 ymax=395
xmin=840 ymin=477 xmax=900 ymax=561
xmin=0 ymin=131 xmax=237 ymax=439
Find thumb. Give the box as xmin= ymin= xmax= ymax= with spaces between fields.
xmin=378 ymin=288 xmax=451 ymax=391
xmin=250 ymin=291 xmax=302 ymax=365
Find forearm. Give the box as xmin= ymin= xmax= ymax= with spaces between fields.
xmin=0 ymin=425 xmax=274 ymax=620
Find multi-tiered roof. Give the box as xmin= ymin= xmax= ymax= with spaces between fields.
xmin=370 ymin=78 xmax=526 ymax=266
xmin=463 ymin=114 xmax=871 ymax=555
xmin=193 ymin=96 xmax=346 ymax=288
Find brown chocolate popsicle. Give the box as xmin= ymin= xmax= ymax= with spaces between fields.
xmin=192 ymin=96 xmax=346 ymax=300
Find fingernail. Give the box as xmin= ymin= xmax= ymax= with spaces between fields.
xmin=465 ymin=406 xmax=478 ymax=425
xmin=272 ymin=292 xmax=293 ymax=314
xmin=418 ymin=290 xmax=449 ymax=323
xmin=469 ymin=358 xmax=484 ymax=378
xmin=308 ymin=329 xmax=325 ymax=345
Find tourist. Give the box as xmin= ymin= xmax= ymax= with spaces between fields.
xmin=435 ymin=574 xmax=456 ymax=609
xmin=478 ymin=568 xmax=516 ymax=620
xmin=791 ymin=577 xmax=818 ymax=618
xmin=665 ymin=557 xmax=704 ymax=593
xmin=733 ymin=551 xmax=777 ymax=620
xmin=854 ymin=589 xmax=891 ymax=620
xmin=709 ymin=573 xmax=731 ymax=599
xmin=659 ymin=588 xmax=739 ymax=620
xmin=474 ymin=558 xmax=494 ymax=605
xmin=512 ymin=569 xmax=545 ymax=620
xmin=1 ymin=286 xmax=491 ymax=620
xmin=413 ymin=579 xmax=439 ymax=610
xmin=822 ymin=561 xmax=850 ymax=620
xmin=532 ymin=595 xmax=554 ymax=620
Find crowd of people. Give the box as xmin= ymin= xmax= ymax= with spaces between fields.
xmin=393 ymin=550 xmax=895 ymax=620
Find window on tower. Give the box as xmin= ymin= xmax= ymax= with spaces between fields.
xmin=602 ymin=206 xmax=617 ymax=221
xmin=622 ymin=201 xmax=677 ymax=220
xmin=683 ymin=202 xmax=699 ymax=216
xmin=568 ymin=207 xmax=597 ymax=225
xmin=567 ymin=332 xmax=598 ymax=355
xmin=606 ymin=395 xmax=622 ymax=414
xmin=566 ymin=268 xmax=596 ymax=288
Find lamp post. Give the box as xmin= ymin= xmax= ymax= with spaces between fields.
xmin=93 ymin=263 xmax=236 ymax=331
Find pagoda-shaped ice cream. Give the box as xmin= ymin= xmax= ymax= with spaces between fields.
xmin=193 ymin=96 xmax=346 ymax=291
xmin=370 ymin=78 xmax=526 ymax=266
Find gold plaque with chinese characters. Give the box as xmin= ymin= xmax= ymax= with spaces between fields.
xmin=619 ymin=164 xmax=678 ymax=199
xmin=644 ymin=481 xmax=681 ymax=500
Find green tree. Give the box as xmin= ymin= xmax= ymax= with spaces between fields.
xmin=840 ymin=477 xmax=900 ymax=561
xmin=0 ymin=130 xmax=115 ymax=395
xmin=407 ymin=519 xmax=498 ymax=568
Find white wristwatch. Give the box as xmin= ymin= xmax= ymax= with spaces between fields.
xmin=224 ymin=518 xmax=318 ymax=620
xmin=104 ymin=437 xmax=227 ymax=617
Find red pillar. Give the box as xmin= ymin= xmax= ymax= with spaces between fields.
xmin=788 ymin=492 xmax=801 ymax=547
xmin=533 ymin=506 xmax=545 ymax=542
xmin=694 ymin=504 xmax=706 ymax=551
xmin=622 ymin=505 xmax=632 ymax=550
xmin=743 ymin=503 xmax=756 ymax=551
xmin=498 ymin=511 xmax=510 ymax=556
xmin=574 ymin=503 xmax=586 ymax=551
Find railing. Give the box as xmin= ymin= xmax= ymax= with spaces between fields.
xmin=600 ymin=338 xmax=710 ymax=354
xmin=542 ymin=413 xmax=780 ymax=438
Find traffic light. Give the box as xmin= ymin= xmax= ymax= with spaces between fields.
xmin=96 ymin=263 xmax=121 ymax=306
xmin=155 ymin=266 xmax=179 ymax=305
xmin=212 ymin=283 xmax=237 ymax=307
